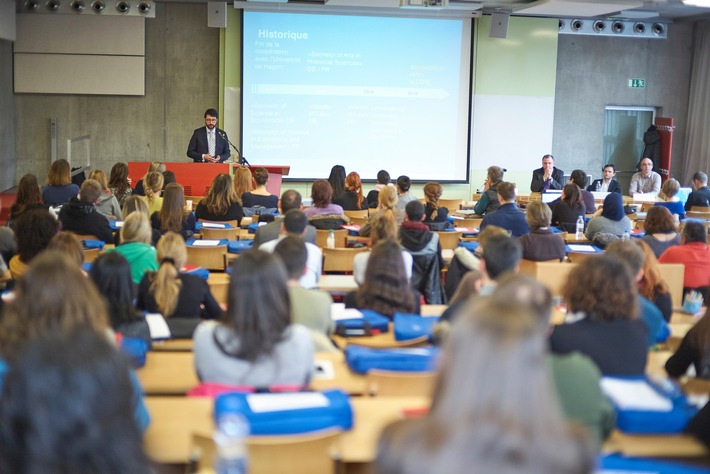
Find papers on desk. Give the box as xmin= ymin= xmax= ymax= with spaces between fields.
xmin=567 ymin=244 xmax=596 ymax=252
xmin=192 ymin=239 xmax=221 ymax=247
xmin=331 ymin=303 xmax=363 ymax=321
xmin=145 ymin=313 xmax=171 ymax=340
xmin=455 ymin=209 xmax=477 ymax=216
xmin=200 ymin=222 xmax=226 ymax=229
xmin=313 ymin=360 xmax=335 ymax=380
xmin=601 ymin=378 xmax=673 ymax=412
xmin=114 ymin=220 xmax=124 ymax=228
xmin=247 ymin=392 xmax=329 ymax=413
xmin=342 ymin=225 xmax=361 ymax=232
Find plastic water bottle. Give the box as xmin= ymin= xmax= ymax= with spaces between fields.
xmin=327 ymin=229 xmax=335 ymax=249
xmin=214 ymin=412 xmax=248 ymax=474
xmin=575 ymin=216 xmax=584 ymax=240
xmin=622 ymin=230 xmax=630 ymax=241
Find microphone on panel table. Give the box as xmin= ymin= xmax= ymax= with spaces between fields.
xmin=218 ymin=131 xmax=249 ymax=166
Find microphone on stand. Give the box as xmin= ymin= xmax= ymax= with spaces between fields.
xmin=218 ymin=130 xmax=249 ymax=166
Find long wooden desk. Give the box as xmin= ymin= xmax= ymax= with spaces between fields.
xmin=317 ymin=275 xmax=358 ymax=295
xmin=143 ymin=395 xmax=430 ymax=465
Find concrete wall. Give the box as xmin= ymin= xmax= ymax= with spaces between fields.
xmin=0 ymin=39 xmax=15 ymax=191
xmin=552 ymin=23 xmax=694 ymax=186
xmin=13 ymin=3 xmax=219 ymax=184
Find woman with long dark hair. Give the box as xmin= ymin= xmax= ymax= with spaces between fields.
xmin=551 ymin=183 xmax=586 ymax=233
xmin=150 ymin=183 xmax=195 ymax=240
xmin=193 ymin=250 xmax=314 ymax=386
xmin=9 ymin=174 xmax=45 ymax=229
xmin=108 ymin=162 xmax=133 ymax=207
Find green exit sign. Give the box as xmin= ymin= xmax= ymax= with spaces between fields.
xmin=628 ymin=78 xmax=646 ymax=88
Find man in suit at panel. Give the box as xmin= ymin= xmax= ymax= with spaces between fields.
xmin=587 ymin=163 xmax=622 ymax=194
xmin=530 ymin=154 xmax=565 ymax=192
xmin=253 ymin=189 xmax=317 ymax=247
xmin=186 ymin=108 xmax=231 ymax=163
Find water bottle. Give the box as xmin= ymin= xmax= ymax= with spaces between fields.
xmin=622 ymin=230 xmax=630 ymax=241
xmin=326 ymin=229 xmax=335 ymax=249
xmin=214 ymin=412 xmax=249 ymax=474
xmin=575 ymin=216 xmax=584 ymax=240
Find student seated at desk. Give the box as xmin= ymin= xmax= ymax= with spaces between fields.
xmin=655 ymin=178 xmax=685 ymax=221
xmin=137 ymin=232 xmax=222 ymax=339
xmin=550 ymin=184 xmax=586 ymax=234
xmin=107 ymin=211 xmax=158 ymax=285
xmin=194 ymin=173 xmax=243 ymax=225
xmin=150 ymin=183 xmax=195 ymax=241
xmin=642 ymin=206 xmax=681 ymax=259
xmin=353 ymin=212 xmax=412 ymax=286
xmin=376 ymin=283 xmax=594 ymax=473
xmin=518 ymin=201 xmax=566 ymax=262
xmin=0 ymin=330 xmax=152 ymax=474
xmin=584 ymin=193 xmax=631 ymax=243
xmin=360 ymin=185 xmax=404 ymax=237
xmin=193 ymin=250 xmax=314 ymax=387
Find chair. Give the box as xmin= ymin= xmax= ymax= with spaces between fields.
xmin=83 ymin=248 xmax=101 ymax=263
xmin=690 ymin=206 xmax=710 ymax=213
xmin=686 ymin=210 xmax=710 ymax=221
xmin=366 ymin=370 xmax=436 ymax=397
xmin=530 ymin=262 xmax=578 ymax=296
xmin=518 ymin=258 xmax=561 ymax=277
xmin=191 ymin=430 xmax=343 ymax=474
xmin=439 ymin=198 xmax=462 ymax=211
xmin=198 ymin=220 xmax=241 ymax=241
xmin=322 ymin=247 xmax=368 ymax=274
xmin=316 ymin=229 xmax=348 ymax=249
xmin=453 ymin=217 xmax=482 ymax=228
xmin=658 ymin=263 xmax=685 ymax=308
xmin=435 ymin=231 xmax=462 ymax=251
xmin=348 ymin=216 xmax=369 ymax=227
xmin=343 ymin=209 xmax=368 ymax=219
xmin=185 ymin=244 xmax=228 ymax=271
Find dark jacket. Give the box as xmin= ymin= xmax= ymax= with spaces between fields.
xmin=640 ymin=124 xmax=661 ymax=170
xmin=480 ymin=203 xmax=530 ymax=238
xmin=58 ymin=198 xmax=114 ymax=243
xmin=685 ymin=186 xmax=710 ymax=211
xmin=587 ymin=179 xmax=622 ymax=194
xmin=333 ymin=191 xmax=367 ymax=211
xmin=400 ymin=221 xmax=445 ymax=305
xmin=531 ymin=167 xmax=564 ymax=192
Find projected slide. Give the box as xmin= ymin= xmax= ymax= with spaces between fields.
xmin=243 ymin=11 xmax=472 ymax=182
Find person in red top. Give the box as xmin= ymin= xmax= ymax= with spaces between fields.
xmin=658 ymin=220 xmax=710 ymax=301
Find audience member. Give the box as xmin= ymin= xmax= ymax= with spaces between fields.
xmin=569 ymin=170 xmax=595 ymax=212
xmin=658 ymin=219 xmax=710 ymax=301
xmin=636 ymin=239 xmax=674 ymax=322
xmin=353 ymin=212 xmax=412 ymax=286
xmin=108 ymin=211 xmax=158 ymax=284
xmin=395 ymin=175 xmax=416 ymax=211
xmin=518 ymin=200 xmax=565 ymax=261
xmin=107 ymin=162 xmax=133 ymax=207
xmin=587 ymin=163 xmax=621 ymax=194
xmin=685 ymin=171 xmax=710 ymax=211
xmin=327 ymin=165 xmax=347 ymax=202
xmin=303 ymin=180 xmax=348 ymax=229
xmin=9 ymin=173 xmax=45 ymax=229
xmin=366 ymin=169 xmax=391 ymax=209
xmin=259 ymin=210 xmax=322 ymax=289
xmin=140 ymin=171 xmax=164 ymax=215
xmin=666 ymin=305 xmax=710 ymax=379
xmin=137 ymin=232 xmax=222 ymax=338
xmin=478 ymin=234 xmax=522 ymax=295
xmin=334 ymin=171 xmax=367 ymax=210
xmin=133 ymin=161 xmax=165 ymax=197
xmin=8 ymin=208 xmax=59 ymax=280
xmin=642 ymin=206 xmax=680 ymax=258
xmin=150 ymin=183 xmax=195 ymax=241
xmin=549 ymin=255 xmax=647 ymax=376
xmin=376 ymin=294 xmax=592 ymax=474
xmin=241 ymin=167 xmax=278 ymax=215
xmin=0 ymin=330 xmax=151 ymax=474
xmin=551 ymin=183 xmax=586 ymax=233
xmin=233 ymin=165 xmax=254 ymax=200
xmin=88 ymin=169 xmax=122 ymax=220
xmin=162 ymin=170 xmax=177 ymax=187
xmin=422 ymin=182 xmax=449 ymax=229
xmin=46 ymin=231 xmax=84 ymax=269
xmin=473 ymin=165 xmax=504 ymax=216
xmin=193 ymin=250 xmax=314 ymax=387
xmin=58 ymin=179 xmax=115 ymax=243
xmin=360 ymin=185 xmax=404 ymax=236
xmin=480 ymin=182 xmax=530 ymax=237
xmin=120 ymin=195 xmax=160 ymax=246
xmin=530 ymin=154 xmax=564 ymax=192
xmin=89 ymin=252 xmax=151 ymax=346
xmin=584 ymin=192 xmax=631 ymax=242
xmin=41 ymin=159 xmax=80 ymax=207
xmin=253 ymin=189 xmax=317 ymax=246
xmin=195 ymin=173 xmax=243 ymax=224
xmin=629 ymin=157 xmax=661 ymax=196
xmin=655 ymin=178 xmax=685 ymax=220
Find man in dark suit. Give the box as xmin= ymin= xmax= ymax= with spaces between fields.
xmin=587 ymin=163 xmax=622 ymax=194
xmin=530 ymin=154 xmax=564 ymax=192
xmin=685 ymin=171 xmax=710 ymax=211
xmin=186 ymin=108 xmax=231 ymax=163
xmin=253 ymin=189 xmax=317 ymax=247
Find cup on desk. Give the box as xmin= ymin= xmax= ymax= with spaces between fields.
xmin=185 ymin=200 xmax=193 ymax=211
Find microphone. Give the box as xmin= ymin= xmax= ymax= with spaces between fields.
xmin=218 ymin=130 xmax=249 ymax=166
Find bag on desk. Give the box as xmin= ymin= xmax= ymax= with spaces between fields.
xmin=393 ymin=313 xmax=439 ymax=342
xmin=334 ymin=309 xmax=389 ymax=337
xmin=601 ymin=376 xmax=698 ymax=434
xmin=345 ymin=345 xmax=439 ymax=374
xmin=214 ymin=389 xmax=353 ymax=435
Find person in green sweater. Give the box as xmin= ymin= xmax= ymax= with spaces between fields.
xmin=107 ymin=211 xmax=158 ymax=284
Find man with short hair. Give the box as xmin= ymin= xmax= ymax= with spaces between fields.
xmin=480 ymin=182 xmax=530 ymax=238
xmin=629 ymin=157 xmax=661 ymax=196
xmin=480 ymin=234 xmax=522 ymax=293
xmin=659 ymin=220 xmax=710 ymax=300
xmin=587 ymin=164 xmax=621 ymax=194
xmin=273 ymin=236 xmax=333 ymax=340
xmin=684 ymin=172 xmax=710 ymax=211
xmin=186 ymin=108 xmax=231 ymax=163
xmin=253 ymin=189 xmax=317 ymax=247
xmin=259 ymin=209 xmax=322 ymax=289
xmin=395 ymin=175 xmax=416 ymax=211
xmin=58 ymin=179 xmax=115 ymax=243
xmin=531 ymin=154 xmax=564 ymax=192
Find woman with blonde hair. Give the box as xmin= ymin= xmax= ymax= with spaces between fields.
xmin=233 ymin=165 xmax=254 ymax=200
xmin=376 ymin=295 xmax=593 ymax=474
xmin=140 ymin=171 xmax=164 ymax=215
xmin=88 ymin=169 xmax=122 ymax=220
xmin=195 ymin=173 xmax=243 ymax=224
xmin=137 ymin=232 xmax=222 ymax=338
xmin=422 ymin=182 xmax=448 ymax=226
xmin=353 ymin=212 xmax=413 ymax=286
xmin=133 ymin=161 xmax=164 ymax=196
xmin=46 ymin=231 xmax=84 ymax=269
xmin=150 ymin=183 xmax=195 ymax=240
xmin=655 ymin=178 xmax=685 ymax=220
xmin=108 ymin=211 xmax=158 ymax=284
xmin=108 ymin=162 xmax=133 ymax=207
xmin=42 ymin=159 xmax=79 ymax=206
xmin=334 ymin=171 xmax=367 ymax=210
xmin=360 ymin=185 xmax=403 ymax=237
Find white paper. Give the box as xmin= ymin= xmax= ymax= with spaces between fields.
xmin=331 ymin=303 xmax=363 ymax=321
xmin=144 ymin=313 xmax=171 ymax=340
xmin=114 ymin=221 xmax=124 ymax=228
xmin=246 ymin=392 xmax=329 ymax=413
xmin=192 ymin=239 xmax=221 ymax=247
xmin=201 ymin=222 xmax=226 ymax=229
xmin=600 ymin=378 xmax=673 ymax=412
xmin=342 ymin=225 xmax=360 ymax=232
xmin=455 ymin=209 xmax=477 ymax=216
xmin=313 ymin=360 xmax=334 ymax=380
xmin=567 ymin=244 xmax=596 ymax=252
